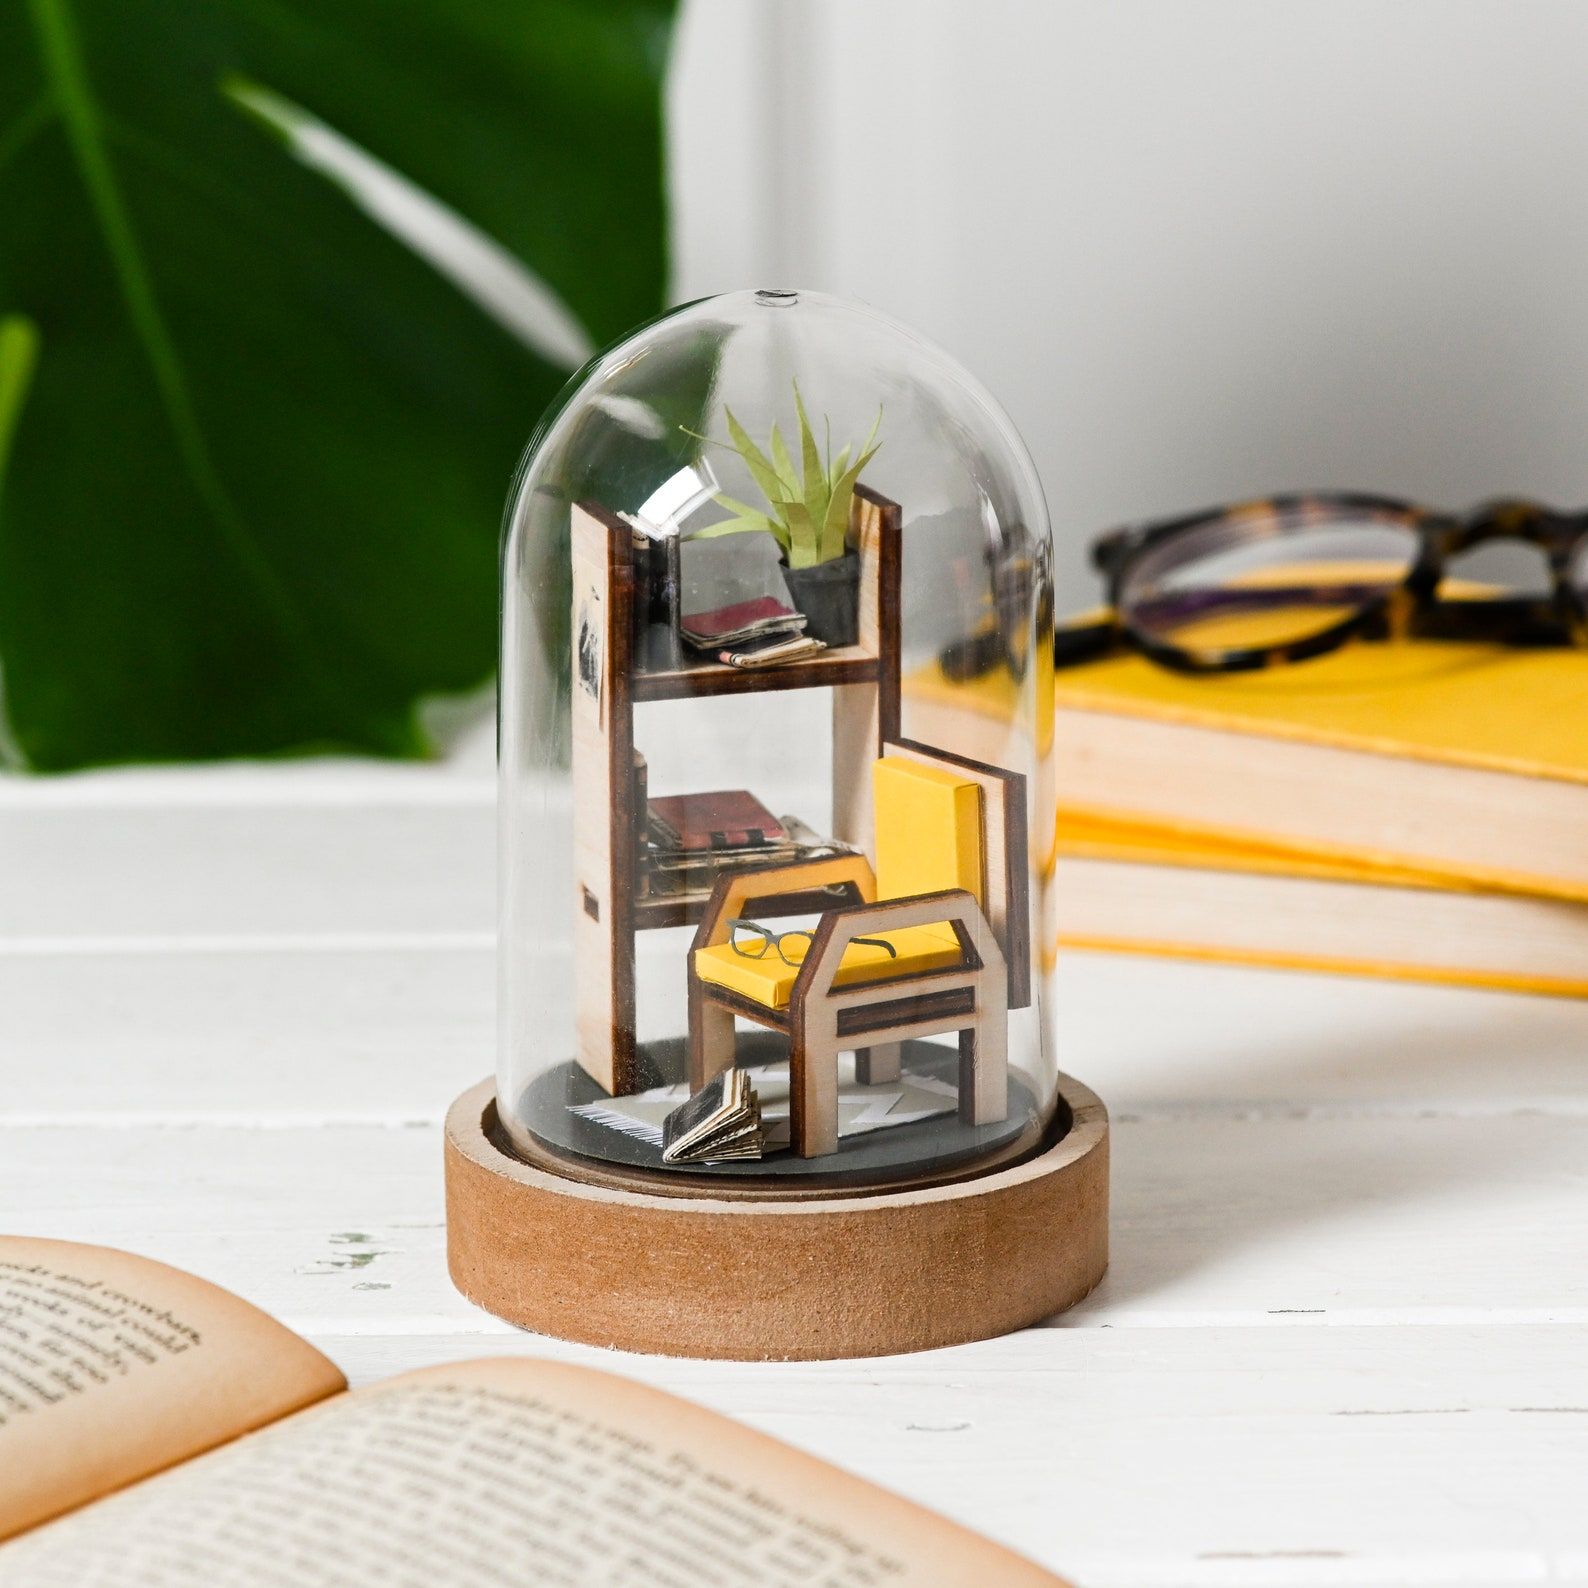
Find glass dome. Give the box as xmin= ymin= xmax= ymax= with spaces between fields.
xmin=498 ymin=289 xmax=1057 ymax=1191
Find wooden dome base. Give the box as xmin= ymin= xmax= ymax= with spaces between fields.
xmin=443 ymin=1074 xmax=1109 ymax=1361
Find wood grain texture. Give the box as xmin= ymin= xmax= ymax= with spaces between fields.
xmin=831 ymin=486 xmax=902 ymax=854
xmin=634 ymin=648 xmax=883 ymax=700
xmin=8 ymin=770 xmax=1588 ymax=1583
xmin=8 ymin=1110 xmax=1588 ymax=1327
xmin=444 ymin=1074 xmax=1107 ymax=1359
xmin=305 ymin=1322 xmax=1588 ymax=1587
xmin=570 ymin=502 xmax=638 ymax=1092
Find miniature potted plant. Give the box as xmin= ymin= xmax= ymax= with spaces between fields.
xmin=690 ymin=386 xmax=881 ymax=646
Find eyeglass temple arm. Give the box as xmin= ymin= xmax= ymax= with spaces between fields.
xmin=848 ymin=933 xmax=899 ymax=957
xmin=1090 ymin=522 xmax=1150 ymax=575
xmin=1054 ymin=617 xmax=1124 ymax=668
xmin=1400 ymin=594 xmax=1578 ymax=647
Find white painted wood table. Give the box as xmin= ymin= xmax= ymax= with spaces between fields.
xmin=5 ymin=756 xmax=1587 ymax=1587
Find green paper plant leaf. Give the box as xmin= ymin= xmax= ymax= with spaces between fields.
xmin=0 ymin=0 xmax=677 ymax=770
xmin=689 ymin=383 xmax=882 ymax=570
xmin=820 ymin=411 xmax=881 ymax=563
xmin=768 ymin=424 xmax=798 ymax=497
xmin=722 ymin=406 xmax=787 ymax=511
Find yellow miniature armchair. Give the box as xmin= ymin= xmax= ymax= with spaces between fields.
xmin=688 ymin=741 xmax=1029 ymax=1157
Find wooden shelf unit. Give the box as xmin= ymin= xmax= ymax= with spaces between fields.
xmin=570 ymin=485 xmax=902 ymax=1095
xmin=632 ymin=646 xmax=884 ymax=702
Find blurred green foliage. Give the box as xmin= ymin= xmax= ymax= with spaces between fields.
xmin=0 ymin=0 xmax=676 ymax=770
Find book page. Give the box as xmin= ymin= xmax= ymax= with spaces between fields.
xmin=0 ymin=1237 xmax=344 ymax=1541
xmin=0 ymin=1358 xmax=1066 ymax=1586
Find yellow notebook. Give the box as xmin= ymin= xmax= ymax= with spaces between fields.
xmin=1053 ymin=808 xmax=1588 ymax=999
xmin=908 ymin=641 xmax=1588 ymax=901
xmin=1056 ymin=807 xmax=1462 ymax=890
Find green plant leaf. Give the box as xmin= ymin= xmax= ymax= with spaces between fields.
xmin=792 ymin=382 xmax=830 ymax=533
xmin=704 ymin=492 xmax=786 ymax=551
xmin=767 ymin=424 xmax=799 ymax=496
xmin=710 ymin=492 xmax=776 ymax=525
xmin=0 ymin=316 xmax=40 ymax=498
xmin=821 ymin=440 xmax=881 ymax=560
xmin=820 ymin=410 xmax=882 ymax=561
xmin=690 ymin=514 xmax=780 ymax=543
xmin=723 ymin=406 xmax=788 ymax=514
xmin=781 ymin=500 xmax=820 ymax=568
xmin=0 ymin=0 xmax=677 ymax=770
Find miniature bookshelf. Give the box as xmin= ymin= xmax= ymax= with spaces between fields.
xmin=570 ymin=486 xmax=902 ymax=1095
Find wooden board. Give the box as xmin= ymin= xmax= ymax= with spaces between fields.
xmin=11 ymin=742 xmax=1588 ymax=1582
xmin=569 ymin=502 xmax=638 ymax=1092
xmin=444 ymin=1073 xmax=1107 ymax=1360
xmin=567 ymin=488 xmax=902 ymax=1097
xmin=831 ymin=485 xmax=902 ymax=856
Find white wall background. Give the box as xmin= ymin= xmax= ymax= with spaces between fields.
xmin=669 ymin=0 xmax=1588 ymax=607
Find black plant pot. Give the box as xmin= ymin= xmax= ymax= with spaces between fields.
xmin=784 ymin=552 xmax=860 ymax=647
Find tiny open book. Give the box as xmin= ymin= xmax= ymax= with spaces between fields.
xmin=661 ymin=1068 xmax=764 ymax=1163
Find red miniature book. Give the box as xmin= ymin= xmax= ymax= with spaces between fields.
xmin=648 ymin=790 xmax=787 ymax=853
xmin=680 ymin=595 xmax=802 ymax=644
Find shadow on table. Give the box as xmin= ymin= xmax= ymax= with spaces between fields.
xmin=1042 ymin=964 xmax=1588 ymax=1319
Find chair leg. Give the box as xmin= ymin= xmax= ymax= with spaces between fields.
xmin=789 ymin=1035 xmax=840 ymax=1158
xmin=957 ymin=1009 xmax=1008 ymax=1127
xmin=855 ymin=1042 xmax=902 ymax=1085
xmin=688 ymin=982 xmax=737 ymax=1093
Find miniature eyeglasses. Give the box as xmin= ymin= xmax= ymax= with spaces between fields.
xmin=1050 ymin=493 xmax=1588 ymax=675
xmin=728 ymin=917 xmax=898 ymax=966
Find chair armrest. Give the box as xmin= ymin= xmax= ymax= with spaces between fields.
xmin=788 ymin=887 xmax=990 ymax=1004
xmin=691 ymin=854 xmax=877 ymax=953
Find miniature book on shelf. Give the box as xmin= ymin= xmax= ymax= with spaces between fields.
xmin=644 ymin=803 xmax=855 ymax=907
xmin=711 ymin=630 xmax=826 ymax=668
xmin=0 ymin=1237 xmax=1066 ymax=1586
xmin=648 ymin=788 xmax=786 ymax=852
xmin=678 ymin=531 xmax=820 ymax=659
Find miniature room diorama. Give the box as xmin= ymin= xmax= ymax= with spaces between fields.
xmin=496 ymin=289 xmax=1063 ymax=1192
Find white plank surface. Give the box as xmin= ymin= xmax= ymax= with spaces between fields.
xmin=4 ymin=1113 xmax=1584 ymax=1330
xmin=3 ymin=803 xmax=492 ymax=941
xmin=306 ymin=1327 xmax=1588 ymax=1588
xmin=11 ymin=944 xmax=1588 ymax=1121
xmin=4 ymin=771 xmax=1588 ymax=1585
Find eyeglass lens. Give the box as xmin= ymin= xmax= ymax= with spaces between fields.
xmin=1117 ymin=501 xmax=1421 ymax=662
xmin=729 ymin=922 xmax=817 ymax=967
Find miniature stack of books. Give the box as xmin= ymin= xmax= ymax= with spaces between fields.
xmin=679 ymin=533 xmax=824 ymax=667
xmin=661 ymin=1068 xmax=765 ymax=1163
xmin=644 ymin=790 xmax=854 ymax=904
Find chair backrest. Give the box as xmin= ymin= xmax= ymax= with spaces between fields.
xmin=872 ymin=756 xmax=985 ymax=907
xmin=871 ymin=741 xmax=1032 ymax=1010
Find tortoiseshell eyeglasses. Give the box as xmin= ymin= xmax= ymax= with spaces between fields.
xmin=1052 ymin=493 xmax=1588 ymax=675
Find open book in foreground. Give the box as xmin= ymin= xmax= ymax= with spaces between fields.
xmin=0 ymin=1236 xmax=1065 ymax=1587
